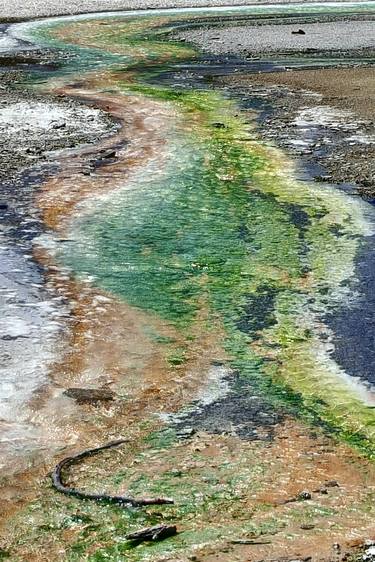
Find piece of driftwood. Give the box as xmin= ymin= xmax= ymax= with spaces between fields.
xmin=230 ymin=539 xmax=272 ymax=545
xmin=51 ymin=440 xmax=174 ymax=507
xmin=126 ymin=525 xmax=177 ymax=542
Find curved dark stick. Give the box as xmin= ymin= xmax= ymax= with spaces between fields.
xmin=51 ymin=439 xmax=174 ymax=507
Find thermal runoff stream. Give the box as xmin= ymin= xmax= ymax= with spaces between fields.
xmin=1 ymin=3 xmax=375 ymax=560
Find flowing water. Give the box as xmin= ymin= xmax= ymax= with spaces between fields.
xmin=1 ymin=1 xmax=375 ymax=476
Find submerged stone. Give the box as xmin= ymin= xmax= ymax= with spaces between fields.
xmin=63 ymin=388 xmax=115 ymax=404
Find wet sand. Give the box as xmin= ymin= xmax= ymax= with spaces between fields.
xmin=231 ymin=66 xmax=375 ymax=120
xmin=220 ymin=66 xmax=375 ymax=195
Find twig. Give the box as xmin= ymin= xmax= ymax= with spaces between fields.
xmin=230 ymin=539 xmax=272 ymax=545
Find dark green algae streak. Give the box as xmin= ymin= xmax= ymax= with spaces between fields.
xmin=29 ymin=12 xmax=375 ymax=456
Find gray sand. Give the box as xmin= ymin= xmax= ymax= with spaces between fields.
xmin=176 ymin=20 xmax=375 ymax=53
xmin=0 ymin=0 xmax=366 ymax=21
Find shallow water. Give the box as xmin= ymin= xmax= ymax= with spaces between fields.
xmin=2 ymin=1 xmax=375 ymax=469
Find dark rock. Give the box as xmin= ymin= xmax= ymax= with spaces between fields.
xmin=361 ymin=179 xmax=374 ymax=188
xmin=325 ymin=480 xmax=339 ymax=488
xmin=176 ymin=427 xmax=195 ymax=438
xmin=63 ymin=388 xmax=115 ymax=404
xmin=0 ymin=202 xmax=9 ymax=210
xmin=99 ymin=149 xmax=117 ymax=159
xmin=314 ymin=175 xmax=332 ymax=182
xmin=300 ymin=524 xmax=315 ymax=530
xmin=292 ymin=29 xmax=306 ymax=35
xmin=297 ymin=491 xmax=312 ymax=501
xmin=53 ymin=122 xmax=66 ymax=129
xmin=211 ymin=122 xmax=226 ymax=129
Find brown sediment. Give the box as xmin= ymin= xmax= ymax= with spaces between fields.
xmin=128 ymin=421 xmax=375 ymax=561
xmin=36 ymin=71 xmax=228 ymax=417
xmin=36 ymin=73 xmax=174 ymax=231
xmin=35 ymin=248 xmax=227 ymax=422
xmin=0 ymin=258 xmax=227 ymax=528
xmin=6 ymin=416 xmax=375 ymax=561
xmin=221 ymin=66 xmax=375 ymax=197
xmin=229 ymin=66 xmax=375 ymax=121
xmin=0 ymin=71 xmax=227 ymax=527
xmin=195 ymin=424 xmax=375 ymax=561
xmin=52 ymin=17 xmax=195 ymax=62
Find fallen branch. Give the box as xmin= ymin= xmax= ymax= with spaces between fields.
xmin=230 ymin=539 xmax=272 ymax=545
xmin=51 ymin=440 xmax=174 ymax=507
xmin=126 ymin=525 xmax=177 ymax=542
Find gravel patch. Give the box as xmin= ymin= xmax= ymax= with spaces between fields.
xmin=177 ymin=19 xmax=375 ymax=54
xmin=221 ymin=67 xmax=375 ymax=194
xmin=0 ymin=78 xmax=115 ymax=182
xmin=0 ymin=0 xmax=367 ymax=21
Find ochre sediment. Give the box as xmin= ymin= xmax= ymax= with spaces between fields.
xmin=0 ymin=76 xmax=228 ymax=527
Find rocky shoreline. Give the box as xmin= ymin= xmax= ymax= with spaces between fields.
xmin=0 ymin=71 xmax=115 ymax=183
xmin=220 ymin=68 xmax=375 ymax=198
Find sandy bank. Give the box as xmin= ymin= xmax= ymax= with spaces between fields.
xmin=231 ymin=66 xmax=375 ymax=120
xmin=177 ymin=19 xmax=375 ymax=54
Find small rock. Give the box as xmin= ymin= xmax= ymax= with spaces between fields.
xmin=99 ymin=149 xmax=116 ymax=159
xmin=53 ymin=122 xmax=66 ymax=129
xmin=313 ymin=486 xmax=328 ymax=494
xmin=176 ymin=427 xmax=195 ymax=438
xmin=63 ymin=388 xmax=115 ymax=404
xmin=314 ymin=175 xmax=333 ymax=182
xmin=300 ymin=524 xmax=315 ymax=530
xmin=211 ymin=122 xmax=226 ymax=129
xmin=292 ymin=29 xmax=306 ymax=35
xmin=325 ymin=480 xmax=339 ymax=488
xmin=364 ymin=546 xmax=375 ymax=559
xmin=297 ymin=491 xmax=312 ymax=501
